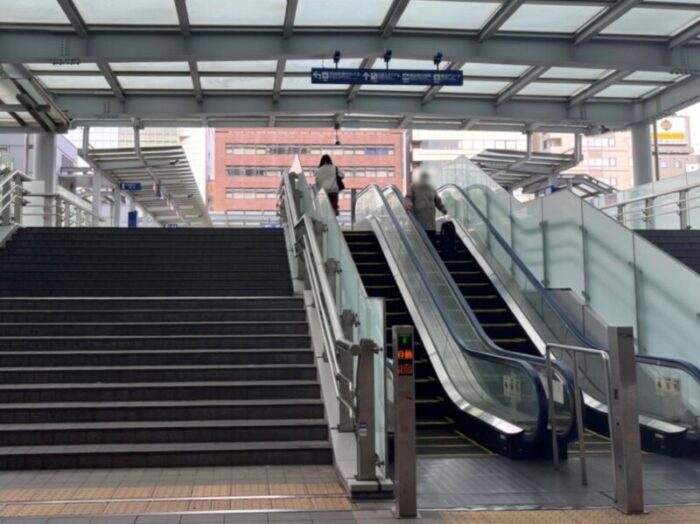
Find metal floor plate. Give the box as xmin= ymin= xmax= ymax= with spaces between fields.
xmin=418 ymin=454 xmax=700 ymax=510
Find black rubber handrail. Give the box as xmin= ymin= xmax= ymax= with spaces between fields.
xmin=355 ymin=184 xmax=550 ymax=446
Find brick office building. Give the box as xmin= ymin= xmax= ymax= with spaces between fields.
xmin=209 ymin=129 xmax=406 ymax=222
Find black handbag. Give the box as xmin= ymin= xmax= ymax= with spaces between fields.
xmin=335 ymin=167 xmax=345 ymax=192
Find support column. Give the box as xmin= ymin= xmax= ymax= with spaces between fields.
xmin=631 ymin=123 xmax=654 ymax=187
xmin=92 ymin=172 xmax=102 ymax=226
xmin=33 ymin=133 xmax=57 ymax=227
xmin=112 ymin=186 xmax=122 ymax=227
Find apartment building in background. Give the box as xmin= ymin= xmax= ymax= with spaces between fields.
xmin=209 ymin=129 xmax=406 ymax=221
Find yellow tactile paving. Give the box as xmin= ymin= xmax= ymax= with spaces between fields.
xmin=0 ymin=467 xmax=353 ymax=518
xmin=441 ymin=507 xmax=700 ymax=524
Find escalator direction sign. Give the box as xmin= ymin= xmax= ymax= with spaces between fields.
xmin=310 ymin=68 xmax=464 ymax=86
xmin=397 ymin=333 xmax=414 ymax=377
xmin=119 ymin=183 xmax=142 ymax=191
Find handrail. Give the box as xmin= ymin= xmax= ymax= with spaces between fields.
xmin=545 ymin=343 xmax=613 ymax=487
xmin=356 ymin=183 xmax=550 ymax=444
xmin=438 ymin=183 xmax=700 ymax=386
xmin=598 ymin=179 xmax=700 ymax=211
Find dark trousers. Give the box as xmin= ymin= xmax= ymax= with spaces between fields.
xmin=328 ymin=192 xmax=340 ymax=215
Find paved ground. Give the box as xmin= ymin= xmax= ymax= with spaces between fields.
xmin=0 ymin=457 xmax=695 ymax=523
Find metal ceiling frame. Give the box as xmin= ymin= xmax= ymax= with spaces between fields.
xmin=0 ymin=0 xmax=698 ymax=132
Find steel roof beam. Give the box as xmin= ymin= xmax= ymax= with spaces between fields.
xmin=568 ymin=69 xmax=631 ymax=107
xmin=2 ymin=31 xmax=700 ymax=74
xmin=575 ymin=0 xmax=644 ymax=45
xmin=189 ymin=60 xmax=203 ymax=103
xmin=283 ymin=0 xmax=299 ymax=39
xmin=273 ymin=59 xmax=285 ymax=102
xmin=381 ymin=0 xmax=411 ymax=39
xmin=496 ymin=65 xmax=548 ymax=106
xmin=669 ymin=19 xmax=700 ymax=48
xmin=97 ymin=62 xmax=125 ymax=102
xmin=56 ymin=0 xmax=88 ymax=38
xmin=52 ymin=92 xmax=635 ymax=128
xmin=479 ymin=0 xmax=526 ymax=42
xmin=174 ymin=0 xmax=191 ymax=39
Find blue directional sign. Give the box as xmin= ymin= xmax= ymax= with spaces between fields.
xmin=119 ymin=182 xmax=142 ymax=191
xmin=310 ymin=68 xmax=463 ymax=86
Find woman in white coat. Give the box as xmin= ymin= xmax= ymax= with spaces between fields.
xmin=405 ymin=171 xmax=447 ymax=234
xmin=314 ymin=154 xmax=344 ymax=215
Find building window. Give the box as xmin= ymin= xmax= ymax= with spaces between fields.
xmin=225 ymin=188 xmax=279 ymax=200
xmin=225 ymin=143 xmax=395 ymax=156
xmin=674 ymin=160 xmax=683 ymax=169
xmin=660 ymin=160 xmax=668 ymax=168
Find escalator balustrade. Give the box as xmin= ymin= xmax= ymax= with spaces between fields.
xmin=344 ymin=231 xmax=489 ymax=457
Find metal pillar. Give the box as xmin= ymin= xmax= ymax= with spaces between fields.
xmin=607 ymin=327 xmax=644 ymax=515
xmin=339 ymin=310 xmax=356 ymax=433
xmin=92 ymin=172 xmax=102 ymax=226
xmin=392 ymin=326 xmax=417 ymax=518
xmin=631 ymin=123 xmax=654 ymax=187
xmin=112 ymin=186 xmax=122 ymax=227
xmin=33 ymin=133 xmax=57 ymax=227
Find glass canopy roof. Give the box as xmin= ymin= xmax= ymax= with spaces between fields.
xmin=0 ymin=0 xmax=698 ymax=133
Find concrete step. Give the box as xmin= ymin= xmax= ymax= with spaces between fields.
xmin=0 ymin=333 xmax=311 ymax=350
xmin=0 ymin=286 xmax=295 ymax=297
xmin=0 ymin=321 xmax=309 ymax=337
xmin=0 ymin=348 xmax=314 ymax=367
xmin=0 ymin=262 xmax=291 ymax=273
xmin=0 ymin=364 xmax=318 ymax=384
xmin=0 ymin=380 xmax=321 ymax=403
xmin=0 ymin=440 xmax=333 ymax=469
xmin=0 ymin=271 xmax=292 ymax=282
xmin=0 ymin=308 xmax=306 ymax=323
xmin=0 ymin=418 xmax=329 ymax=446
xmin=0 ymin=398 xmax=325 ymax=423
xmin=0 ymin=297 xmax=303 ymax=311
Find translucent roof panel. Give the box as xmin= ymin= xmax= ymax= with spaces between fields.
xmin=501 ymin=4 xmax=605 ymax=33
xmin=27 ymin=63 xmax=99 ymax=72
xmin=199 ymin=61 xmax=278 ymax=73
xmin=201 ymin=77 xmax=275 ymax=90
xmin=519 ymin=82 xmax=588 ymax=97
xmin=603 ymin=8 xmax=700 ymax=36
xmin=187 ymin=0 xmax=286 ymax=26
xmin=111 ymin=63 xmax=190 ymax=72
xmin=282 ymin=77 xmax=348 ymax=90
xmin=397 ymin=0 xmax=499 ymax=30
xmin=73 ymin=0 xmax=178 ymax=25
xmin=295 ymin=0 xmax=393 ymax=26
xmin=625 ymin=71 xmax=684 ymax=82
xmin=0 ymin=0 xmax=69 ymax=24
xmin=117 ymin=76 xmax=194 ymax=90
xmin=541 ymin=68 xmax=610 ymax=81
xmin=287 ymin=59 xmax=363 ymax=72
xmin=595 ymin=84 xmax=658 ymax=99
xmin=37 ymin=75 xmax=110 ymax=90
xmin=461 ymin=63 xmax=529 ymax=78
xmin=373 ymin=59 xmax=437 ymax=70
xmin=441 ymin=80 xmax=511 ymax=95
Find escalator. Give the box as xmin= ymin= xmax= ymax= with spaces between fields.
xmin=437 ymin=183 xmax=700 ymax=457
xmin=344 ymin=231 xmax=489 ymax=457
xmin=432 ymin=235 xmax=539 ymax=358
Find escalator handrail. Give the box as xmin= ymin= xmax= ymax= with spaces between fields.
xmin=438 ymin=183 xmax=700 ymax=390
xmin=356 ymin=184 xmax=549 ymax=443
xmin=382 ymin=185 xmax=578 ymax=442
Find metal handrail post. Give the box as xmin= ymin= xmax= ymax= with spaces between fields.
xmin=572 ymin=351 xmax=587 ymax=486
xmin=339 ymin=310 xmax=356 ymax=432
xmin=355 ymin=338 xmax=378 ymax=481
xmin=544 ymin=346 xmax=560 ymax=470
xmin=13 ymin=175 xmax=24 ymax=225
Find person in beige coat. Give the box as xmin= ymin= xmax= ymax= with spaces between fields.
xmin=405 ymin=172 xmax=447 ymax=233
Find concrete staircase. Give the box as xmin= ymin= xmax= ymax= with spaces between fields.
xmin=0 ymin=228 xmax=331 ymax=469
xmin=636 ymin=230 xmax=700 ymax=274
